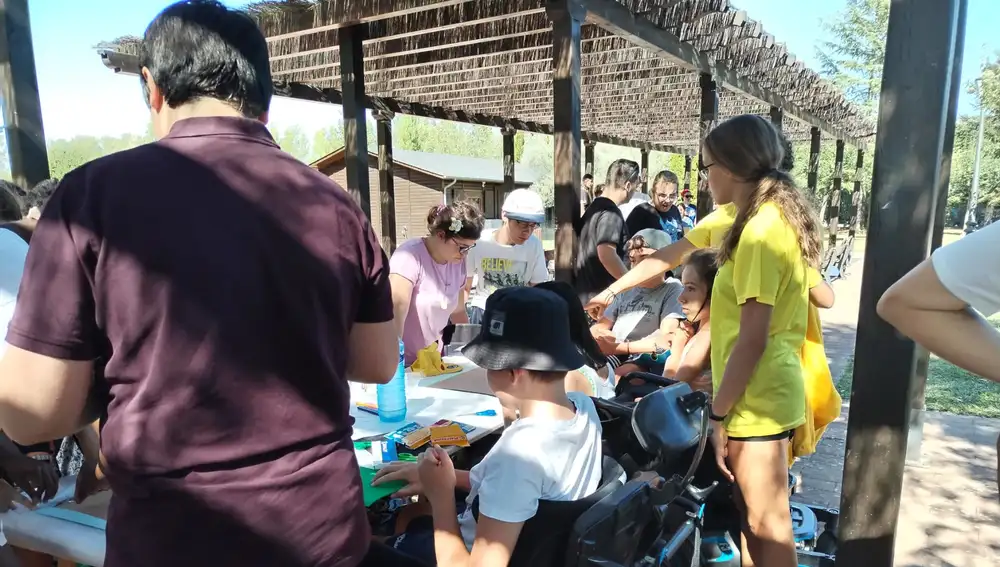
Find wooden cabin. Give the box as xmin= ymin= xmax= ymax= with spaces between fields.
xmin=312 ymin=147 xmax=536 ymax=244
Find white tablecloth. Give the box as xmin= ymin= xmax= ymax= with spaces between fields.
xmin=1 ymin=377 xmax=503 ymax=566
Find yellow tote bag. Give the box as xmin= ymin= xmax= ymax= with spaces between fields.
xmin=789 ymin=304 xmax=842 ymax=466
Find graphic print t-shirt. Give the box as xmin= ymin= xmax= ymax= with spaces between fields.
xmin=466 ymin=229 xmax=550 ymax=309
xmin=606 ymin=278 xmax=685 ymax=341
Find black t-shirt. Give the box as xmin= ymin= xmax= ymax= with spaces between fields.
xmin=625 ymin=202 xmax=684 ymax=242
xmin=574 ymin=197 xmax=629 ymax=303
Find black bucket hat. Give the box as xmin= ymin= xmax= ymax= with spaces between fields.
xmin=462 ymin=286 xmax=584 ymax=372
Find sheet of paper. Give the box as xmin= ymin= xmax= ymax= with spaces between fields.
xmin=612 ymin=311 xmax=645 ymax=342
xmin=359 ymin=466 xmax=405 ymax=506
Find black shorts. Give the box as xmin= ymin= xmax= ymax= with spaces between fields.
xmin=727 ymin=429 xmax=794 ymax=442
xmin=388 ymin=498 xmax=469 ymax=565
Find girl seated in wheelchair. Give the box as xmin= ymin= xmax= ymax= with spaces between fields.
xmin=372 ymin=286 xmax=604 ymax=567
xmin=661 ymin=249 xmax=717 ymax=396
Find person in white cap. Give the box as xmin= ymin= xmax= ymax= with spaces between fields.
xmin=465 ymin=189 xmax=550 ymax=324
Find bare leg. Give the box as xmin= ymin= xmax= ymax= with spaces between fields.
xmin=728 ymin=437 xmax=797 ymax=567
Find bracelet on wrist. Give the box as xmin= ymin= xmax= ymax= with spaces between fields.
xmin=709 ymin=412 xmax=726 ymax=423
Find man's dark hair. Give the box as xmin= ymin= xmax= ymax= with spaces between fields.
xmin=139 ymin=0 xmax=272 ymax=117
xmin=583 ymin=174 xmax=594 ymax=182
xmin=0 ymin=181 xmax=24 ymax=221
xmin=25 ymin=178 xmax=59 ymax=211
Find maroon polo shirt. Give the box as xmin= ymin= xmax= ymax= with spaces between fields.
xmin=7 ymin=117 xmax=391 ymax=567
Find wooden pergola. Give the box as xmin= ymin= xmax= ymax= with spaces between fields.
xmin=96 ymin=0 xmax=874 ymax=277
xmin=0 ymin=1 xmax=961 ymax=566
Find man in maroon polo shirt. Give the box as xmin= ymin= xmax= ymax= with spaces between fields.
xmin=0 ymin=2 xmax=403 ymax=566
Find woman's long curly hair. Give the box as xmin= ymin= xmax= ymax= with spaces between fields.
xmin=704 ymin=115 xmax=822 ymax=267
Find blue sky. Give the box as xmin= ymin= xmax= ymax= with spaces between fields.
xmin=26 ymin=0 xmax=999 ymax=141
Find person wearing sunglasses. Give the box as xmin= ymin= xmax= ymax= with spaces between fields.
xmin=574 ymin=159 xmax=641 ymax=304
xmin=390 ymin=201 xmax=485 ymax=365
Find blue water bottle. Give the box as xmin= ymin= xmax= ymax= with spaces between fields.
xmin=377 ymin=339 xmax=407 ymax=422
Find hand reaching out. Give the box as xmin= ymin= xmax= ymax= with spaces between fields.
xmin=417 ymin=445 xmax=456 ymax=502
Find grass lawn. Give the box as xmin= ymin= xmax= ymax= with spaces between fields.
xmin=835 ymin=317 xmax=1000 ymax=418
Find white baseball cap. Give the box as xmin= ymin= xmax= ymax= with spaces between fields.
xmin=502 ymin=189 xmax=545 ymax=224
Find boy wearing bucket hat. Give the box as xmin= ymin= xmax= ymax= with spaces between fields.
xmin=465 ymin=189 xmax=550 ymax=324
xmin=374 ymin=287 xmax=603 ymax=566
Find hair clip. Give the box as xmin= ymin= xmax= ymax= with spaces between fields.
xmin=449 ymin=218 xmax=463 ymax=233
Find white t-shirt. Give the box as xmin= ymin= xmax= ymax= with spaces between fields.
xmin=931 ymin=222 xmax=1000 ymax=316
xmin=618 ymin=193 xmax=650 ymax=221
xmin=458 ymin=392 xmax=603 ymax=549
xmin=0 ymin=229 xmax=28 ymax=357
xmin=466 ymin=229 xmax=549 ymax=309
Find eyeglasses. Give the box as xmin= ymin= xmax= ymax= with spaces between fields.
xmin=454 ymin=240 xmax=477 ymax=254
xmin=511 ymin=219 xmax=539 ymax=232
xmin=699 ymin=162 xmax=715 ymax=173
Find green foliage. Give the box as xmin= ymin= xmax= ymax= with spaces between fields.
xmin=47 ymin=131 xmax=154 ymax=178
xmin=271 ymin=125 xmax=311 ymax=162
xmin=816 ymin=0 xmax=889 ymax=116
xmin=836 ymin=318 xmax=1000 ymax=418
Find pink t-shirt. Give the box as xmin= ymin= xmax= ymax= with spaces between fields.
xmin=390 ymin=238 xmax=467 ymax=365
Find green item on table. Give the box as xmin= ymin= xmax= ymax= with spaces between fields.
xmin=398 ymin=453 xmax=418 ymax=462
xmin=359 ymin=466 xmax=405 ymax=506
xmin=354 ymin=440 xmax=372 ymax=450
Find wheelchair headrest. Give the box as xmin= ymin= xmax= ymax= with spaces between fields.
xmin=631 ymin=382 xmax=702 ymax=456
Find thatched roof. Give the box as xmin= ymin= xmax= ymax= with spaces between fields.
xmin=95 ymin=0 xmax=875 ymax=153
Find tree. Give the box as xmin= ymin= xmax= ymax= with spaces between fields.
xmin=816 ymin=0 xmax=889 ymax=116
xmin=513 ymin=131 xmax=526 ymax=162
xmin=311 ymin=123 xmax=344 ymax=161
xmin=273 ymin=125 xmax=311 ymax=162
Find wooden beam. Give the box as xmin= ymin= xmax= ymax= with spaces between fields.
xmin=0 ymin=0 xmax=49 ymax=190
xmin=838 ymin=1 xmax=963 ymax=565
xmin=849 ymin=148 xmax=864 ymax=238
xmin=683 ymin=155 xmax=692 ymax=191
xmin=769 ymin=105 xmax=783 ymax=131
xmin=549 ymin=0 xmax=584 ymax=284
xmin=828 ymin=139 xmax=845 ymax=248
xmin=269 ymin=0 xmax=546 ymax=62
xmin=502 ymin=127 xmax=515 ymax=195
xmin=376 ymin=111 xmax=397 ymax=254
xmin=579 ymin=0 xmax=862 ymax=145
xmin=274 ymin=24 xmax=620 ymax=80
xmin=340 ymin=25 xmax=371 ymax=219
xmin=807 ymin=126 xmax=821 ymax=193
xmin=696 ymin=73 xmax=717 ymax=220
xmin=258 ymin=0 xmax=467 ymax=43
xmin=640 ymin=148 xmax=650 ymax=193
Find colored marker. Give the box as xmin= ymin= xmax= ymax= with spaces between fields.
xmin=356 ymin=403 xmax=380 ymax=416
xmin=473 ymin=409 xmax=497 ymax=416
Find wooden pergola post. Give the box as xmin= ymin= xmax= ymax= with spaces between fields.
xmin=584 ymin=140 xmax=595 ymax=177
xmin=376 ymin=111 xmax=397 ymax=254
xmin=769 ymin=105 xmax=783 ymax=132
xmin=502 ymin=126 xmax=516 ymax=196
xmin=838 ymin=0 xmax=964 ymax=564
xmin=828 ymin=139 xmax=845 ymax=248
xmin=0 ymin=0 xmax=49 ymax=190
xmin=696 ymin=72 xmax=718 ymax=220
xmin=683 ymin=155 xmax=692 ymax=192
xmin=908 ymin=0 xmax=969 ymax=466
xmin=807 ymin=126 xmax=821 ymax=194
xmin=849 ymin=148 xmax=864 ymax=238
xmin=339 ymin=24 xmax=371 ymax=220
xmin=640 ymin=148 xmax=649 ymax=193
xmin=548 ymin=0 xmax=583 ymax=283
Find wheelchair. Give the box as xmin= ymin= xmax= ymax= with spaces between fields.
xmin=501 ymin=379 xmax=715 ymax=567
xmin=597 ymin=371 xmax=839 ymax=567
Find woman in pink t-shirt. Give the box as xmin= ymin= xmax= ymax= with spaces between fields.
xmin=390 ymin=202 xmax=485 ymax=365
